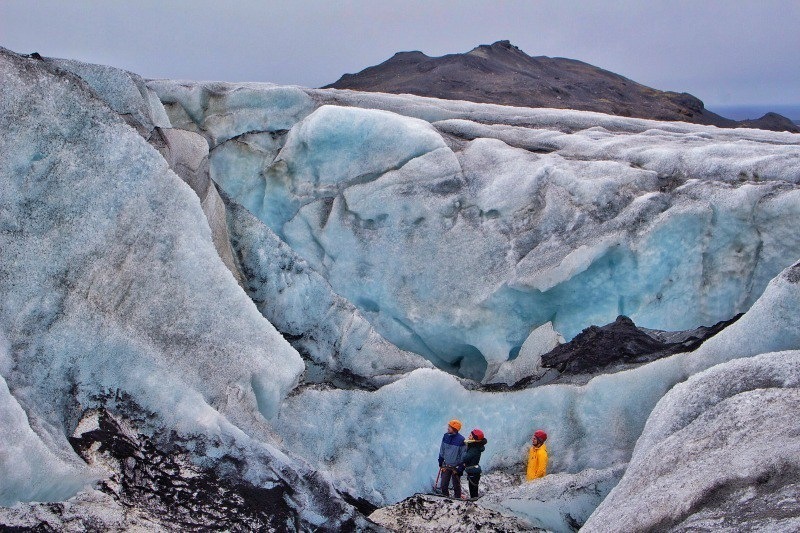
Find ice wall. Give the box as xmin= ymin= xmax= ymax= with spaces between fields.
xmin=274 ymin=261 xmax=800 ymax=505
xmin=151 ymin=79 xmax=800 ymax=378
xmin=0 ymin=50 xmax=375 ymax=529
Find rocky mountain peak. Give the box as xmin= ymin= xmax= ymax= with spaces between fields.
xmin=389 ymin=50 xmax=429 ymax=61
xmin=325 ymin=42 xmax=798 ymax=133
xmin=467 ymin=39 xmax=522 ymax=56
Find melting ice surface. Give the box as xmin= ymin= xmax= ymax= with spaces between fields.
xmin=152 ymin=80 xmax=800 ymax=380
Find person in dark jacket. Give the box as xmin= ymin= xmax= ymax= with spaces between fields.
xmin=438 ymin=419 xmax=466 ymax=498
xmin=463 ymin=428 xmax=487 ymax=498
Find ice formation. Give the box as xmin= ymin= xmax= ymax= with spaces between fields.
xmin=482 ymin=465 xmax=625 ymax=532
xmin=583 ymin=349 xmax=800 ymax=532
xmin=274 ymin=260 xmax=800 ymax=505
xmin=226 ymin=198 xmax=432 ymax=387
xmin=486 ymin=321 xmax=564 ymax=385
xmin=0 ymin=49 xmax=370 ymax=529
xmin=150 ymin=79 xmax=800 ymax=379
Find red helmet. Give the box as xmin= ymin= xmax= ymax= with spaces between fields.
xmin=471 ymin=428 xmax=485 ymax=440
xmin=534 ymin=430 xmax=547 ymax=442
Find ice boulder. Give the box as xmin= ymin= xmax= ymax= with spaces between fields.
xmin=485 ymin=322 xmax=564 ymax=385
xmin=583 ymin=350 xmax=800 ymax=532
xmin=482 ymin=465 xmax=625 ymax=533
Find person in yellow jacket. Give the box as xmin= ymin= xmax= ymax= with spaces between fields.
xmin=526 ymin=429 xmax=548 ymax=480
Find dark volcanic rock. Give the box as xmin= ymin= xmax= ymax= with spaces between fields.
xmin=0 ymin=409 xmax=377 ymax=532
xmin=369 ymin=493 xmax=542 ymax=532
xmin=540 ymin=314 xmax=742 ymax=375
xmin=325 ymin=41 xmax=797 ymax=133
xmin=66 ymin=409 xmax=295 ymax=532
xmin=740 ymin=112 xmax=800 ymax=133
xmin=787 ymin=261 xmax=800 ymax=283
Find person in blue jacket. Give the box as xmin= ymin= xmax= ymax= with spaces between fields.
xmin=438 ymin=419 xmax=466 ymax=498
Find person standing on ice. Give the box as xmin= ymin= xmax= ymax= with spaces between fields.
xmin=526 ymin=429 xmax=548 ymax=481
xmin=438 ymin=419 xmax=466 ymax=498
xmin=463 ymin=428 xmax=487 ymax=498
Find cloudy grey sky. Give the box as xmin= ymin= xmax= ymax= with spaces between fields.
xmin=2 ymin=0 xmax=798 ymax=108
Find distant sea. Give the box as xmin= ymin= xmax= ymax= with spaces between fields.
xmin=708 ymin=104 xmax=800 ymax=124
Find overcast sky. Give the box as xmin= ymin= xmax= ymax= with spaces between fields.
xmin=2 ymin=0 xmax=798 ymax=107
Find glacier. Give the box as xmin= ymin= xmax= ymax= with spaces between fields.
xmin=273 ymin=260 xmax=800 ymax=506
xmin=1 ymin=45 xmax=799 ymax=530
xmin=150 ymin=79 xmax=800 ymax=380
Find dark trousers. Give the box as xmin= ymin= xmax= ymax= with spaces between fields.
xmin=440 ymin=468 xmax=461 ymax=498
xmin=466 ymin=472 xmax=481 ymax=498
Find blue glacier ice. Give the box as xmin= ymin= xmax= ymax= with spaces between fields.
xmin=150 ymin=79 xmax=800 ymax=379
xmin=273 ymin=260 xmax=800 ymax=505
xmin=0 ymin=49 xmax=370 ymax=529
xmin=227 ymin=198 xmax=432 ymax=387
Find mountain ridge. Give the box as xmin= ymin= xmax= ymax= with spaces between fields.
xmin=325 ymin=40 xmax=798 ymax=133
